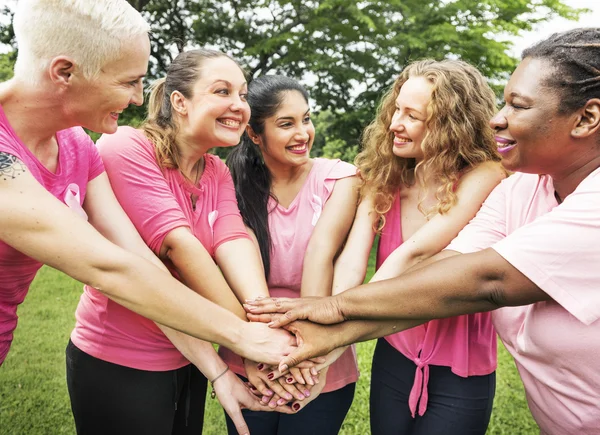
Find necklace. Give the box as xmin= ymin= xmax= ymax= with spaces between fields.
xmin=190 ymin=157 xmax=204 ymax=211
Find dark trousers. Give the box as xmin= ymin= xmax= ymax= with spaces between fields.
xmin=224 ymin=375 xmax=355 ymax=435
xmin=66 ymin=340 xmax=207 ymax=435
xmin=370 ymin=338 xmax=495 ymax=435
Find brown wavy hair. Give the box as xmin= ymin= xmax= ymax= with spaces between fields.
xmin=356 ymin=59 xmax=500 ymax=230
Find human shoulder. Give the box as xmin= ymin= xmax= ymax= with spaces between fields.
xmin=459 ymin=161 xmax=506 ymax=187
xmin=96 ymin=126 xmax=153 ymax=160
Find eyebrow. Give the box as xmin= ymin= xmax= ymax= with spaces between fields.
xmin=211 ymin=79 xmax=248 ymax=88
xmin=509 ymin=91 xmax=534 ymax=103
xmin=396 ymin=103 xmax=424 ymax=115
xmin=276 ymin=109 xmax=310 ymax=121
xmin=124 ymin=74 xmax=146 ymax=81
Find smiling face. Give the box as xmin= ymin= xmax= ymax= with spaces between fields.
xmin=389 ymin=76 xmax=433 ymax=162
xmin=180 ymin=56 xmax=250 ymax=148
xmin=490 ymin=57 xmax=578 ymax=175
xmin=68 ymin=34 xmax=150 ymax=134
xmin=256 ymin=90 xmax=314 ymax=169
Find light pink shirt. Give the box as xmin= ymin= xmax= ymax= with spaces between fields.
xmin=376 ymin=192 xmax=496 ymax=417
xmin=71 ymin=126 xmax=250 ymax=371
xmin=0 ymin=105 xmax=104 ymax=365
xmin=220 ymin=158 xmax=359 ymax=393
xmin=447 ymin=169 xmax=600 ymax=435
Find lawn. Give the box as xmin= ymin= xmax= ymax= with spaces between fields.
xmin=0 ymin=262 xmax=538 ymax=434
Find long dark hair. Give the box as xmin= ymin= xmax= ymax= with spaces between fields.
xmin=522 ymin=28 xmax=600 ymax=114
xmin=227 ymin=75 xmax=310 ymax=279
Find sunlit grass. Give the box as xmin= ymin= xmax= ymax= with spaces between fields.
xmin=1 ymin=257 xmax=536 ymax=434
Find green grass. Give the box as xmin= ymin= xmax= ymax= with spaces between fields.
xmin=0 ymin=259 xmax=537 ymax=434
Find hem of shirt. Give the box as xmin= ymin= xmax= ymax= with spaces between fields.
xmin=70 ymin=333 xmax=189 ymax=372
xmin=492 ymin=244 xmax=598 ymax=325
xmin=384 ymin=337 xmax=497 ymax=378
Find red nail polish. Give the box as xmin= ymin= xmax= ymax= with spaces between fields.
xmin=286 ymin=377 xmax=293 ymax=383
xmin=267 ymin=373 xmax=274 ymax=380
xmin=257 ymin=363 xmax=264 ymax=371
xmin=293 ymin=403 xmax=300 ymax=411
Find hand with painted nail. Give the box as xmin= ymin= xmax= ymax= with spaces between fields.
xmin=243 ymin=359 xmax=304 ymax=409
xmin=244 ymin=296 xmax=345 ymax=327
xmin=289 ymin=367 xmax=330 ymax=413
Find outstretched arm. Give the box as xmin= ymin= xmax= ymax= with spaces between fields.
xmin=371 ymin=161 xmax=505 ymax=282
xmin=0 ymin=153 xmax=291 ymax=364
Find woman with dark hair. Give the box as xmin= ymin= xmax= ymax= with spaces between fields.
xmin=246 ymin=28 xmax=600 ymax=435
xmin=66 ymin=50 xmax=298 ymax=435
xmin=220 ymin=75 xmax=359 ymax=434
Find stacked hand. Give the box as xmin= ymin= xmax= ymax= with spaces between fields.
xmin=243 ymin=296 xmax=348 ymax=374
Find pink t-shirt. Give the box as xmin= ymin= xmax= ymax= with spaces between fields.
xmin=220 ymin=158 xmax=359 ymax=393
xmin=376 ymin=192 xmax=497 ymax=417
xmin=447 ymin=169 xmax=600 ymax=435
xmin=70 ymin=126 xmax=250 ymax=371
xmin=0 ymin=105 xmax=104 ymax=365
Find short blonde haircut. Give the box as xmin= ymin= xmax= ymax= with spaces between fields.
xmin=13 ymin=0 xmax=150 ymax=84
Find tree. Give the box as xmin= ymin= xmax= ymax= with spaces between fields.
xmin=125 ymin=0 xmax=581 ymax=158
xmin=0 ymin=1 xmax=583 ymax=157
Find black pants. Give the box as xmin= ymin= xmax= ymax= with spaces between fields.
xmin=370 ymin=338 xmax=495 ymax=435
xmin=224 ymin=375 xmax=355 ymax=435
xmin=66 ymin=340 xmax=207 ymax=435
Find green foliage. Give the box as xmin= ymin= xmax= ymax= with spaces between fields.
xmin=0 ymin=0 xmax=583 ymax=155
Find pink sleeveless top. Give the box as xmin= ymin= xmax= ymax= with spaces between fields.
xmin=220 ymin=158 xmax=359 ymax=393
xmin=377 ymin=192 xmax=497 ymax=417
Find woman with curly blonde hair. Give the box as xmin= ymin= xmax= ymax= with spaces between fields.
xmin=334 ymin=59 xmax=506 ymax=434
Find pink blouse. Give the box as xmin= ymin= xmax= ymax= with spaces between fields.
xmin=71 ymin=127 xmax=250 ymax=371
xmin=220 ymin=158 xmax=359 ymax=393
xmin=376 ymin=192 xmax=497 ymax=417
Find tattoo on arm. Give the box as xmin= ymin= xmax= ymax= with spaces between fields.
xmin=0 ymin=152 xmax=27 ymax=181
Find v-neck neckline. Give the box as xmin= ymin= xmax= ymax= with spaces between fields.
xmin=271 ymin=161 xmax=316 ymax=211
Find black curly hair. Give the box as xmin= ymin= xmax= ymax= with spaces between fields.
xmin=522 ymin=28 xmax=600 ymax=114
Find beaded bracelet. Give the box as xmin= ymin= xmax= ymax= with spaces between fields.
xmin=210 ymin=365 xmax=230 ymax=399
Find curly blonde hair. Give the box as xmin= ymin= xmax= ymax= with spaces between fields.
xmin=356 ymin=59 xmax=500 ymax=230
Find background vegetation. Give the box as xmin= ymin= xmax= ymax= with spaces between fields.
xmin=0 ymin=0 xmax=583 ymax=158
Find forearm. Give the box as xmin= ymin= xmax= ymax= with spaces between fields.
xmin=301 ymin=254 xmax=334 ymax=298
xmin=158 ymin=325 xmax=227 ymax=379
xmin=169 ymin=240 xmax=247 ymax=319
xmin=331 ymin=256 xmax=368 ymax=295
xmin=87 ymin=250 xmax=248 ymax=351
xmin=336 ymin=250 xmax=502 ymax=321
xmin=370 ymin=249 xmax=420 ymax=283
xmin=216 ymin=238 xmax=270 ymax=302
xmin=334 ymin=318 xmax=426 ymax=346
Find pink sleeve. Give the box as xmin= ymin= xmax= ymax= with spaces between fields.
xmin=492 ymin=172 xmax=600 ymax=325
xmin=0 ymin=133 xmax=26 ymax=161
xmin=96 ymin=127 xmax=189 ymax=254
xmin=210 ymin=156 xmax=250 ymax=249
xmin=322 ymin=159 xmax=357 ymax=201
xmin=445 ymin=178 xmax=508 ymax=253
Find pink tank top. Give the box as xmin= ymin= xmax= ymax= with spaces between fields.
xmin=220 ymin=158 xmax=359 ymax=393
xmin=377 ymin=192 xmax=497 ymax=417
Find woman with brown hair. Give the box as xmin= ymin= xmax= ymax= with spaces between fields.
xmin=315 ymin=59 xmax=504 ymax=434
xmin=66 ymin=49 xmax=300 ymax=435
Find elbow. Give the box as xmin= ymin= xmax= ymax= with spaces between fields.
xmin=85 ymin=250 xmax=137 ymax=298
